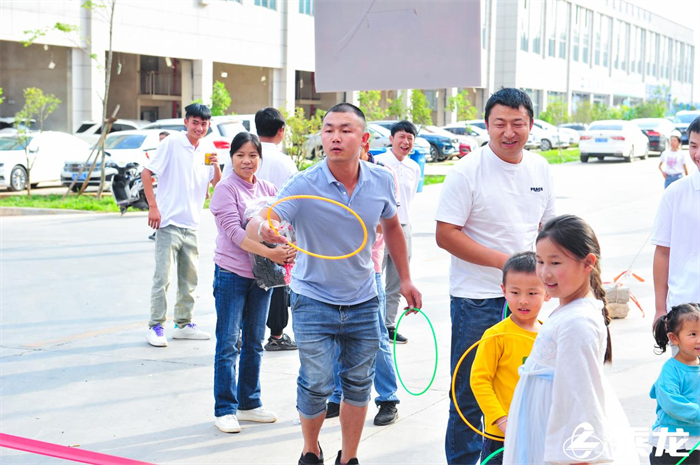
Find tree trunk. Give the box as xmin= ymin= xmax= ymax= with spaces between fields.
xmin=96 ymin=0 xmax=116 ymax=199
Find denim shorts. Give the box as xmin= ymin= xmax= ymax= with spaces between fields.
xmin=290 ymin=291 xmax=380 ymax=419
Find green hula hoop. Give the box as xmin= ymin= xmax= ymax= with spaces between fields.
xmin=392 ymin=308 xmax=438 ymax=396
xmin=481 ymin=447 xmax=504 ymax=465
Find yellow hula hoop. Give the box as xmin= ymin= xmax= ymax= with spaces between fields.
xmin=267 ymin=195 xmax=368 ymax=260
xmin=451 ymin=332 xmax=536 ymax=442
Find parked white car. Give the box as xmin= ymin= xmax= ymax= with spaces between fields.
xmin=557 ymin=126 xmax=580 ymax=145
xmin=579 ymin=120 xmax=650 ymax=163
xmin=61 ymin=129 xmax=164 ymax=190
xmin=141 ymin=116 xmax=246 ymax=163
xmin=532 ymin=119 xmax=569 ymax=151
xmin=441 ymin=122 xmax=490 ymax=147
xmin=74 ymin=119 xmax=148 ymax=144
xmin=0 ymin=131 xmax=90 ymax=191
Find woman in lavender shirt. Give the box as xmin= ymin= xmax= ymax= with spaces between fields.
xmin=209 ymin=132 xmax=296 ymax=433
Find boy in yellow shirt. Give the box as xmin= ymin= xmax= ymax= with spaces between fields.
xmin=470 ymin=251 xmax=548 ymax=464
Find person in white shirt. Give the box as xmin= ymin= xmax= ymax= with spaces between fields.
xmin=658 ymin=130 xmax=689 ymax=189
xmin=373 ymin=121 xmax=421 ymax=345
xmin=435 ymin=88 xmax=555 ymax=465
xmin=142 ymin=103 xmax=222 ymax=347
xmin=652 ymin=116 xmax=700 ymax=328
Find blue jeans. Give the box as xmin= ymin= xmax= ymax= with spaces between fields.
xmin=330 ymin=273 xmax=400 ymax=405
xmin=664 ymin=173 xmax=683 ymax=188
xmin=213 ymin=265 xmax=272 ymax=417
xmin=481 ymin=437 xmax=504 ymax=465
xmin=445 ymin=296 xmax=504 ymax=465
xmin=291 ymin=291 xmax=380 ymax=419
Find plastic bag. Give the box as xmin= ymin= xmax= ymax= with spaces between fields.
xmin=243 ymin=197 xmax=296 ymax=290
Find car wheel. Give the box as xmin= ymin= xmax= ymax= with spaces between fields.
xmin=540 ymin=139 xmax=552 ymax=151
xmin=624 ymin=146 xmax=635 ymax=163
xmin=597 ymin=156 xmax=604 ymax=161
xmin=580 ymin=155 xmax=589 ymax=163
xmin=427 ymin=144 xmax=439 ymax=163
xmin=9 ymin=165 xmax=27 ymax=191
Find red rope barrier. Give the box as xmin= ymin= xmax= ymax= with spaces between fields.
xmin=0 ymin=433 xmax=154 ymax=465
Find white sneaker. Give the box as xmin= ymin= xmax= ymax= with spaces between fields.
xmin=172 ymin=323 xmax=211 ymax=340
xmin=147 ymin=324 xmax=167 ymax=347
xmin=236 ymin=406 xmax=277 ymax=423
xmin=215 ymin=414 xmax=241 ymax=433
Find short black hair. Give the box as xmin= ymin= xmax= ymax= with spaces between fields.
xmin=687 ymin=115 xmax=700 ymax=137
xmin=230 ymin=132 xmax=263 ymax=160
xmin=391 ymin=120 xmax=417 ymax=137
xmin=159 ymin=131 xmax=169 ymax=138
xmin=502 ymin=251 xmax=537 ymax=285
xmin=484 ymin=88 xmax=534 ymax=123
xmin=185 ymin=103 xmax=212 ymax=120
xmin=255 ymin=107 xmax=286 ymax=138
xmin=325 ymin=103 xmax=366 ymax=129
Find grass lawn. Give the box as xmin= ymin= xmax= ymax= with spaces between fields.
xmin=537 ymin=147 xmax=580 ymax=164
xmin=424 ymin=174 xmax=445 ymax=186
xmin=0 ymin=194 xmax=120 ymax=212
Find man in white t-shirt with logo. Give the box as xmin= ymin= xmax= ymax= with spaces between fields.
xmin=435 ymin=88 xmax=556 ymax=465
xmin=142 ymin=103 xmax=222 ymax=347
xmin=652 ymin=116 xmax=700 ymax=327
xmin=373 ymin=120 xmax=421 ymax=345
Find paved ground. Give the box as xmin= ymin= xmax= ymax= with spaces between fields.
xmin=1 ymin=155 xmax=692 ymax=464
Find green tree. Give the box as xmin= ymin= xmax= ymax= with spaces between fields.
xmin=539 ymin=97 xmax=569 ymax=125
xmin=0 ymin=87 xmax=4 ymax=105
xmin=591 ymin=103 xmax=610 ymax=122
xmin=24 ymin=0 xmax=117 ymax=198
xmin=410 ymin=90 xmax=432 ymax=125
xmin=385 ymin=92 xmax=408 ymax=120
xmin=448 ymin=89 xmax=478 ymax=121
xmin=280 ymin=107 xmax=326 ymax=170
xmin=210 ymin=81 xmax=232 ymax=116
xmin=358 ymin=90 xmax=385 ymax=121
xmin=572 ymin=101 xmax=593 ymax=124
xmin=14 ymin=88 xmax=61 ymax=197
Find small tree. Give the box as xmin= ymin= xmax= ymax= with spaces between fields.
xmin=539 ymin=97 xmax=569 ymax=125
xmin=410 ymin=90 xmax=433 ymax=125
xmin=591 ymin=103 xmax=610 ymax=122
xmin=572 ymin=101 xmax=593 ymax=124
xmin=280 ymin=107 xmax=326 ymax=170
xmin=448 ymin=89 xmax=478 ymax=121
xmin=385 ymin=92 xmax=408 ymax=120
xmin=358 ymin=91 xmax=385 ymax=121
xmin=14 ymin=88 xmax=61 ymax=197
xmin=210 ymin=81 xmax=232 ymax=116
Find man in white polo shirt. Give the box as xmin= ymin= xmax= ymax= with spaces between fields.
xmin=435 ymin=88 xmax=555 ymax=464
xmin=652 ymin=115 xmax=700 ymax=326
xmin=142 ymin=103 xmax=222 ymax=347
xmin=374 ymin=120 xmax=421 ymax=345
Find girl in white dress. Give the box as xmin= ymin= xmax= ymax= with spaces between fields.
xmin=503 ymin=215 xmax=639 ymax=464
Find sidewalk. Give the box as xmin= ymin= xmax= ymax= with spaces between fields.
xmin=1 ymin=158 xmax=667 ymax=464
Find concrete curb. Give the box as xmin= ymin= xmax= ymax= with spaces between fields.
xmin=0 ymin=207 xmax=107 ymax=216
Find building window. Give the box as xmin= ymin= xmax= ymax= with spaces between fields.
xmin=530 ymin=0 xmax=543 ymax=54
xmin=557 ymin=0 xmax=569 ymax=59
xmin=666 ymin=38 xmax=672 ymax=79
xmin=522 ymin=88 xmax=541 ymax=116
xmin=255 ymin=0 xmax=276 ymax=10
xmin=689 ymin=46 xmax=695 ymax=84
xmin=573 ymin=6 xmax=581 ymax=61
xmin=638 ymin=29 xmax=645 ymax=74
xmin=520 ymin=0 xmax=529 ymax=52
xmin=601 ymin=16 xmax=611 ymax=68
xmin=582 ymin=9 xmax=591 ymax=64
xmin=547 ymin=0 xmax=556 ymax=57
xmin=621 ymin=22 xmax=629 ymax=72
xmin=482 ymin=0 xmax=488 ymax=50
xmin=629 ymin=27 xmax=637 ymax=74
xmin=594 ymin=13 xmax=601 ymax=66
xmin=299 ymin=0 xmax=313 ymax=15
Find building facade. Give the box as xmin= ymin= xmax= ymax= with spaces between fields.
xmin=0 ymin=0 xmax=695 ymax=132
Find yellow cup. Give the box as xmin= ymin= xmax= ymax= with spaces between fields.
xmin=205 ymin=153 xmax=215 ymax=165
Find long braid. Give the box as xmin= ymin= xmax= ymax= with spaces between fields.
xmin=590 ymin=261 xmax=612 ymax=364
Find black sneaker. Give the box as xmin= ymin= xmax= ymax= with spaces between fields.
xmin=264 ymin=333 xmax=298 ymax=351
xmin=373 ymin=401 xmax=398 ymax=426
xmin=387 ymin=327 xmax=408 ymax=344
xmin=299 ymin=443 xmax=324 ymax=464
xmin=325 ymin=401 xmax=340 ymax=419
xmin=335 ymin=450 xmax=359 ymax=464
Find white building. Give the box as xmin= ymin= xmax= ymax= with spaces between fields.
xmin=0 ymin=0 xmax=695 ymax=132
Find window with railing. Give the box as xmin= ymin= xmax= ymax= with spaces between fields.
xmin=140 ymin=71 xmax=181 ymax=96
xmin=299 ymin=0 xmax=313 ymax=15
xmin=255 ymin=0 xmax=276 ymax=10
